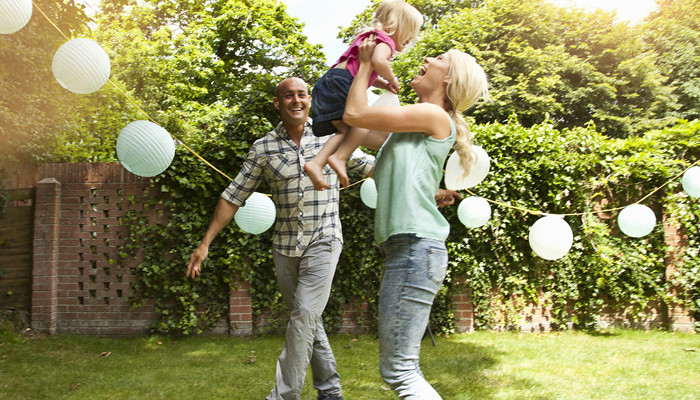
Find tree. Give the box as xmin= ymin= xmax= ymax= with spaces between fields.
xmin=343 ymin=0 xmax=679 ymax=137
xmin=95 ymin=0 xmax=326 ymax=146
xmin=0 ymin=0 xmax=91 ymax=185
xmin=90 ymin=0 xmax=329 ymax=334
xmin=644 ymin=0 xmax=700 ymax=121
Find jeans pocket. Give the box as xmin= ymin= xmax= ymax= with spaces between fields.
xmin=426 ymin=247 xmax=448 ymax=285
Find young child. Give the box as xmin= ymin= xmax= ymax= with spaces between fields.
xmin=304 ymin=0 xmax=423 ymax=190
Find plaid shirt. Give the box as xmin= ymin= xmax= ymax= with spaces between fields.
xmin=223 ymin=120 xmax=374 ymax=257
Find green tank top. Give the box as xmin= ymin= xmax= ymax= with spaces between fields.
xmin=373 ymin=118 xmax=456 ymax=244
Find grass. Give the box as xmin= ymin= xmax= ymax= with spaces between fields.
xmin=0 ymin=327 xmax=698 ymax=399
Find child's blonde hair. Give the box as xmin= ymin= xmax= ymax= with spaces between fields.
xmin=444 ymin=49 xmax=490 ymax=177
xmin=371 ymin=0 xmax=423 ymax=50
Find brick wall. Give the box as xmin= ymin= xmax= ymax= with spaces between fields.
xmin=27 ymin=163 xmax=470 ymax=336
xmin=31 ymin=164 xmax=162 ymax=335
xmin=29 ymin=162 xmax=692 ymax=335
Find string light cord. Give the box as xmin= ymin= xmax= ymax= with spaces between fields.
xmin=32 ymin=2 xmax=69 ymax=40
xmin=34 ymin=1 xmax=234 ymax=182
xmin=33 ymin=1 xmax=698 ymax=213
xmin=465 ymin=158 xmax=700 ymax=218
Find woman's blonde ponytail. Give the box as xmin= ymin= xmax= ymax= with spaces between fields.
xmin=445 ymin=50 xmax=489 ymax=178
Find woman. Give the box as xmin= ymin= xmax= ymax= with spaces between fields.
xmin=343 ymin=36 xmax=490 ymax=399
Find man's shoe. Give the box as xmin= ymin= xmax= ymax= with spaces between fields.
xmin=317 ymin=394 xmax=343 ymax=400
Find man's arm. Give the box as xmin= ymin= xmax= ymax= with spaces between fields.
xmin=186 ymin=198 xmax=239 ymax=278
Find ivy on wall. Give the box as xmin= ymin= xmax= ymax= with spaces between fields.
xmin=123 ymin=118 xmax=700 ymax=334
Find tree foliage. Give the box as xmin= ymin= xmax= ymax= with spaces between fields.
xmin=90 ymin=0 xmax=327 ymax=334
xmin=387 ymin=0 xmax=678 ymax=137
xmin=97 ymin=0 xmax=700 ymax=334
xmin=644 ymin=0 xmax=700 ymax=121
xmin=0 ymin=0 xmax=91 ymax=184
xmin=2 ymin=0 xmax=698 ymax=333
xmin=95 ymin=0 xmax=326 ymax=144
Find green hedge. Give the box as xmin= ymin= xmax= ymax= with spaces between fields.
xmin=125 ymin=118 xmax=700 ymax=334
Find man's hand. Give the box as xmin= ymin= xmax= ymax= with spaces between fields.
xmin=436 ymin=189 xmax=462 ymax=208
xmin=186 ymin=244 xmax=209 ymax=278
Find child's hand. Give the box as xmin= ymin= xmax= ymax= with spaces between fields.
xmin=387 ymin=77 xmax=400 ymax=94
xmin=373 ymin=78 xmax=397 ymax=94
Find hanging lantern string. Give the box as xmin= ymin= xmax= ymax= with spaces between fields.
xmin=32 ymin=2 xmax=69 ymax=41
xmin=106 ymin=79 xmax=234 ymax=181
xmin=33 ymin=0 xmax=234 ymax=182
xmin=465 ymin=157 xmax=700 ymax=217
xmin=32 ymin=2 xmax=698 ymax=211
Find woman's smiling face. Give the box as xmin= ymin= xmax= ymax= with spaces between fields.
xmin=410 ymin=52 xmax=451 ymax=94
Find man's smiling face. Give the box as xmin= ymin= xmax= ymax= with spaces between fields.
xmin=274 ymin=77 xmax=311 ymax=126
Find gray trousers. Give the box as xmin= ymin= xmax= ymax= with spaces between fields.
xmin=266 ymin=237 xmax=343 ymax=400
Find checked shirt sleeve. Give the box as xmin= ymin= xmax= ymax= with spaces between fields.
xmin=347 ymin=147 xmax=375 ymax=178
xmin=222 ymin=144 xmax=264 ymax=207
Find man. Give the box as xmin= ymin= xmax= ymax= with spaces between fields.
xmin=186 ymin=77 xmax=374 ymax=400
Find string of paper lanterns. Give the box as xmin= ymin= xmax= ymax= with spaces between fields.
xmin=5 ymin=2 xmax=698 ymax=241
xmin=351 ymin=96 xmax=698 ymax=261
xmin=3 ymin=1 xmax=177 ymax=179
xmin=5 ymin=1 xmax=273 ymax=234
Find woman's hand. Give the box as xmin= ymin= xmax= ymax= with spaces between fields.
xmin=358 ymin=33 xmax=377 ymax=63
xmin=436 ymin=189 xmax=462 ymax=208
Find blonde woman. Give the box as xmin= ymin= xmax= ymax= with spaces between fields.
xmin=344 ymin=36 xmax=489 ymax=399
xmin=304 ymin=0 xmax=423 ymax=190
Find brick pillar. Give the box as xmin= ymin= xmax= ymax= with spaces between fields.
xmin=31 ymin=178 xmax=61 ymax=333
xmin=663 ymin=213 xmax=695 ymax=332
xmin=229 ymin=280 xmax=253 ymax=337
xmin=340 ymin=299 xmax=370 ymax=334
xmin=453 ymin=276 xmax=474 ymax=333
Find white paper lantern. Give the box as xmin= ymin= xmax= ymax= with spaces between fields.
xmin=370 ymin=92 xmax=400 ymax=107
xmin=116 ymin=120 xmax=175 ymax=177
xmin=681 ymin=166 xmax=700 ymax=198
xmin=617 ymin=204 xmax=656 ymax=238
xmin=0 ymin=0 xmax=32 ymax=34
xmin=528 ymin=215 xmax=574 ymax=261
xmin=457 ymin=196 xmax=491 ymax=228
xmin=444 ymin=145 xmax=490 ymax=190
xmin=360 ymin=178 xmax=377 ymax=209
xmin=52 ymin=38 xmax=111 ymax=94
xmin=234 ymin=192 xmax=276 ymax=234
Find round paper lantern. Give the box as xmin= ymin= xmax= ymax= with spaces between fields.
xmin=681 ymin=166 xmax=700 ymax=198
xmin=444 ymin=145 xmax=490 ymax=190
xmin=528 ymin=215 xmax=574 ymax=261
xmin=360 ymin=178 xmax=377 ymax=209
xmin=457 ymin=196 xmax=491 ymax=228
xmin=0 ymin=0 xmax=32 ymax=34
xmin=617 ymin=204 xmax=656 ymax=238
xmin=116 ymin=120 xmax=175 ymax=177
xmin=234 ymin=192 xmax=276 ymax=234
xmin=370 ymin=92 xmax=400 ymax=107
xmin=52 ymin=38 xmax=111 ymax=94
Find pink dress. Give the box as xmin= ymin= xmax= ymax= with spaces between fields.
xmin=332 ymin=30 xmax=396 ymax=87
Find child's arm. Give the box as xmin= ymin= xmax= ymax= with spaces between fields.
xmin=371 ymin=77 xmax=397 ymax=94
xmin=371 ymin=42 xmax=400 ymax=93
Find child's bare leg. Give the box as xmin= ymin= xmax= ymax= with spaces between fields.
xmin=328 ymin=126 xmax=370 ymax=189
xmin=304 ymin=122 xmax=348 ymax=190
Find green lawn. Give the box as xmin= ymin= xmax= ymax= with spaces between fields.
xmin=0 ymin=329 xmax=698 ymax=399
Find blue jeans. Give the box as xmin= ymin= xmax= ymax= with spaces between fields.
xmin=267 ymin=238 xmax=343 ymax=400
xmin=378 ymin=235 xmax=447 ymax=399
